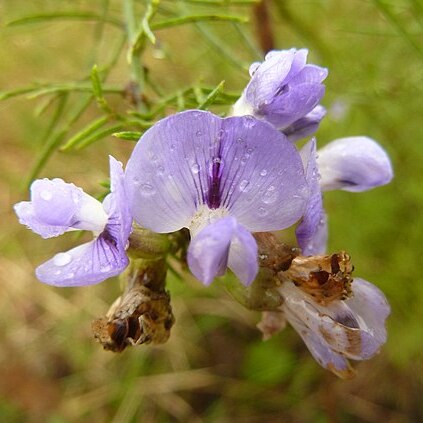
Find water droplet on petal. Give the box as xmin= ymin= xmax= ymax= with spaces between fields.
xmin=40 ymin=190 xmax=53 ymax=201
xmin=258 ymin=206 xmax=268 ymax=216
xmin=140 ymin=183 xmax=156 ymax=196
xmin=157 ymin=165 xmax=165 ymax=175
xmin=170 ymin=144 xmax=176 ymax=151
xmin=196 ymin=130 xmax=202 ymax=136
xmin=239 ymin=179 xmax=250 ymax=192
xmin=53 ymin=252 xmax=72 ymax=266
xmin=262 ymin=186 xmax=279 ymax=204
xmin=260 ymin=169 xmax=268 ymax=177
xmin=191 ymin=163 xmax=201 ymax=174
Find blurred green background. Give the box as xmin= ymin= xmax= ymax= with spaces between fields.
xmin=1 ymin=0 xmax=422 ymax=421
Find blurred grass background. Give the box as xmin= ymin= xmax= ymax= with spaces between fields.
xmin=1 ymin=0 xmax=423 ymax=421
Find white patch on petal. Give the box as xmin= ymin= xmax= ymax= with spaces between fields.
xmin=230 ymin=95 xmax=255 ymax=117
xmin=189 ymin=205 xmax=230 ymax=237
xmin=73 ymin=193 xmax=108 ymax=232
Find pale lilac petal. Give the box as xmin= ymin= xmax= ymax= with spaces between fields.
xmin=14 ymin=179 xmax=82 ymax=238
xmin=236 ymin=49 xmax=327 ymax=131
xmin=35 ymin=234 xmax=129 ymax=287
xmin=262 ymin=83 xmax=325 ymax=129
xmin=295 ymin=139 xmax=327 ymax=255
xmin=346 ymin=278 xmax=390 ymax=347
xmin=227 ymin=222 xmax=258 ymax=286
xmin=187 ymin=217 xmax=234 ymax=285
xmin=317 ymin=136 xmax=393 ymax=192
xmin=125 ymin=111 xmax=308 ymax=233
xmin=103 ymin=156 xmax=132 ymax=245
xmin=246 ymin=49 xmax=297 ymax=106
xmin=285 ymin=307 xmax=352 ymax=376
xmin=283 ymin=105 xmax=327 ymax=142
xmin=281 ymin=279 xmax=389 ymax=364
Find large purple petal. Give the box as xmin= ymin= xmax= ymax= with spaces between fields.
xmin=317 ymin=136 xmax=393 ymax=192
xmin=295 ymin=139 xmax=327 ymax=255
xmin=187 ymin=217 xmax=235 ymax=286
xmin=125 ymin=111 xmax=308 ymax=233
xmin=35 ymin=234 xmax=129 ymax=287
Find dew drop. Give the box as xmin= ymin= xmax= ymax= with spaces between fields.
xmin=260 ymin=169 xmax=268 ymax=177
xmin=53 ymin=252 xmax=72 ymax=266
xmin=191 ymin=163 xmax=201 ymax=174
xmin=170 ymin=144 xmax=176 ymax=151
xmin=246 ymin=147 xmax=254 ymax=154
xmin=140 ymin=183 xmax=156 ymax=196
xmin=263 ymin=185 xmax=279 ymax=204
xmin=213 ymin=157 xmax=222 ymax=165
xmin=40 ymin=190 xmax=53 ymax=201
xmin=239 ymin=179 xmax=250 ymax=192
xmin=258 ymin=206 xmax=268 ymax=216
xmin=236 ymin=137 xmax=244 ymax=144
xmin=157 ymin=165 xmax=165 ymax=175
xmin=196 ymin=130 xmax=202 ymax=136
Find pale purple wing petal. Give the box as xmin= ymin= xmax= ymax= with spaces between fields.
xmin=283 ymin=105 xmax=327 ymax=142
xmin=246 ymin=49 xmax=297 ymax=106
xmin=220 ymin=116 xmax=308 ymax=231
xmin=104 ymin=156 xmax=132 ymax=245
xmin=317 ymin=136 xmax=393 ymax=192
xmin=346 ymin=278 xmax=390 ymax=347
xmin=263 ymin=83 xmax=325 ymax=129
xmin=35 ymin=235 xmax=129 ymax=287
xmin=125 ymin=110 xmax=221 ymax=232
xmin=227 ymin=222 xmax=258 ymax=286
xmin=285 ymin=307 xmax=353 ymax=377
xmin=187 ymin=217 xmax=235 ymax=285
xmin=295 ymin=139 xmax=327 ymax=255
xmin=14 ymin=178 xmax=83 ymax=238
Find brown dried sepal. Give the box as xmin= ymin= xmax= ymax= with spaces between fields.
xmin=284 ymin=252 xmax=353 ymax=305
xmin=92 ymin=259 xmax=175 ymax=352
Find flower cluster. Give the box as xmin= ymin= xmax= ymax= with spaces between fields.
xmin=15 ymin=48 xmax=393 ymax=375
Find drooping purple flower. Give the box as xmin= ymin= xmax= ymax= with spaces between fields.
xmin=231 ymin=48 xmax=328 ymax=141
xmin=14 ymin=156 xmax=132 ymax=287
xmin=296 ymin=136 xmax=393 ymax=255
xmin=278 ymin=277 xmax=390 ymax=378
xmin=124 ymin=110 xmax=309 ymax=286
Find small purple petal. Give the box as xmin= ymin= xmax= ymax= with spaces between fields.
xmin=125 ymin=111 xmax=308 ymax=234
xmin=35 ymin=234 xmax=129 ymax=287
xmin=187 ymin=217 xmax=235 ymax=286
xmin=283 ymin=105 xmax=327 ymax=142
xmin=280 ymin=277 xmax=390 ymax=366
xmin=296 ymin=139 xmax=327 ymax=255
xmin=14 ymin=179 xmax=82 ymax=238
xmin=317 ymin=136 xmax=393 ymax=192
xmin=103 ymin=156 xmax=132 ymax=245
xmin=285 ymin=306 xmax=352 ymax=376
xmin=227 ymin=222 xmax=258 ymax=286
xmin=262 ymin=83 xmax=325 ymax=129
xmin=187 ymin=216 xmax=259 ymax=286
xmin=234 ymin=49 xmax=327 ymax=131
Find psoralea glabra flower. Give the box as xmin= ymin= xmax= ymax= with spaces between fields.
xmin=14 ymin=156 xmax=132 ymax=286
xmin=231 ymin=48 xmax=328 ymax=142
xmin=296 ymin=136 xmax=393 ymax=255
xmin=124 ymin=110 xmax=309 ymax=286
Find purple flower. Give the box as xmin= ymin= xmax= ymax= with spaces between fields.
xmin=296 ymin=136 xmax=393 ymax=255
xmin=124 ymin=110 xmax=309 ymax=286
xmin=279 ymin=277 xmax=390 ymax=378
xmin=14 ymin=156 xmax=132 ymax=287
xmin=231 ymin=48 xmax=328 ymax=141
